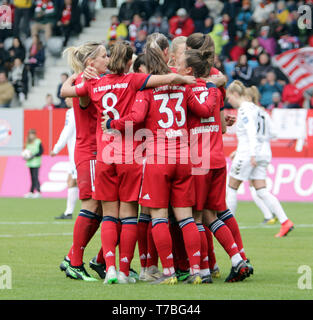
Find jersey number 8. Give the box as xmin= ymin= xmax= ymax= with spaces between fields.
xmin=102 ymin=92 xmax=120 ymax=119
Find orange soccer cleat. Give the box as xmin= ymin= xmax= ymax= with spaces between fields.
xmin=275 ymin=219 xmax=294 ymax=238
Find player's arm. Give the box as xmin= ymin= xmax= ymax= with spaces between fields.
xmin=145 ymin=74 xmax=196 ymax=88
xmin=203 ymin=72 xmax=227 ymax=88
xmin=60 ymin=74 xmax=80 ymax=98
xmin=104 ymin=91 xmax=149 ymax=132
xmin=187 ymin=83 xmax=218 ymax=118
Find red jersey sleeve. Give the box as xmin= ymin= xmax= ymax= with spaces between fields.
xmin=130 ymin=73 xmax=151 ymax=92
xmin=186 ymin=85 xmax=217 ymax=118
xmin=75 ymin=80 xmax=89 ymax=97
xmin=110 ymin=90 xmax=149 ymax=131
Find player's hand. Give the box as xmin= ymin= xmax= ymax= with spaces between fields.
xmin=50 ymin=151 xmax=57 ymax=157
xmin=230 ymin=150 xmax=236 ymax=161
xmin=251 ymin=156 xmax=257 ymax=167
xmin=69 ymin=73 xmax=78 ymax=84
xmin=101 ymin=114 xmax=110 ymax=132
xmin=83 ymin=66 xmax=99 ymax=80
xmin=225 ymin=114 xmax=236 ymax=126
xmin=182 ymin=75 xmax=196 ymax=84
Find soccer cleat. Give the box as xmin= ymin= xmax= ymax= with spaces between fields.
xmin=55 ymin=213 xmax=72 ymax=220
xmin=145 ymin=265 xmax=162 ymax=281
xmin=129 ymin=267 xmax=139 ymax=280
xmin=201 ymin=274 xmax=213 ymax=284
xmin=89 ymin=256 xmax=106 ymax=279
xmin=65 ymin=264 xmax=98 ymax=281
xmin=211 ymin=267 xmax=221 ymax=279
xmin=225 ymin=260 xmax=249 ymax=283
xmin=59 ymin=256 xmax=70 ymax=272
xmin=176 ymin=269 xmax=190 ymax=281
xmin=184 ymin=273 xmax=202 ymax=284
xmin=104 ymin=266 xmax=118 ymax=284
xmin=117 ymin=271 xmax=136 ymax=284
xmin=150 ymin=274 xmax=178 ymax=285
xmin=245 ymin=259 xmax=254 ymax=276
xmin=275 ymin=219 xmax=294 ymax=238
xmin=139 ymin=268 xmax=147 ymax=281
xmin=33 ymin=192 xmax=41 ymax=198
xmin=24 ymin=192 xmax=34 ymax=199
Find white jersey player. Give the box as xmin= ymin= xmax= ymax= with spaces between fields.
xmin=51 ymin=98 xmax=79 ymax=219
xmin=226 ymin=81 xmax=294 ymax=238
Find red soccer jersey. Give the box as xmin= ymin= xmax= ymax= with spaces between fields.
xmin=73 ymin=73 xmax=97 ymax=167
xmin=75 ymin=72 xmax=150 ymax=163
xmin=187 ymin=78 xmax=226 ymax=169
xmin=110 ymin=84 xmax=217 ymax=163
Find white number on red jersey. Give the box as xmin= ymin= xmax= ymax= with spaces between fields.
xmin=102 ymin=92 xmax=120 ymax=119
xmin=154 ymin=92 xmax=186 ymax=129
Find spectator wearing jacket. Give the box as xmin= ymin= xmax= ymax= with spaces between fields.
xmin=259 ymin=71 xmax=283 ymax=108
xmin=9 ymin=57 xmax=28 ymax=103
xmin=107 ymin=15 xmax=128 ymax=46
xmin=13 ymin=0 xmax=32 ymax=38
xmin=232 ymin=54 xmax=253 ymax=86
xmin=236 ymin=0 xmax=252 ymax=35
xmin=282 ymin=84 xmax=304 ymax=108
xmin=8 ymin=37 xmax=26 ymax=63
xmin=169 ymin=8 xmax=195 ymax=39
xmin=189 ymin=0 xmax=209 ymax=33
xmin=118 ymin=0 xmax=141 ymax=26
xmin=0 ymin=71 xmax=14 ymax=108
xmin=246 ymin=38 xmax=264 ymax=60
xmin=148 ymin=13 xmax=169 ymax=37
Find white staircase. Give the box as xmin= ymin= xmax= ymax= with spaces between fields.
xmin=23 ymin=7 xmax=118 ymax=109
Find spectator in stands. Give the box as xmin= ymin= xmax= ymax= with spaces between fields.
xmin=252 ymin=0 xmax=275 ymax=24
xmin=128 ymin=14 xmax=148 ymax=43
xmin=43 ymin=93 xmax=56 ymax=110
xmin=80 ymin=0 xmax=91 ymax=27
xmin=268 ymin=92 xmax=285 ymax=110
xmin=246 ymin=38 xmax=264 ymax=60
xmin=276 ymin=0 xmax=289 ymax=24
xmin=282 ymin=83 xmax=304 ymax=109
xmin=134 ymin=29 xmax=147 ymax=55
xmin=13 ymin=0 xmax=32 ymax=38
xmin=203 ymin=16 xmax=214 ymax=34
xmin=0 ymin=41 xmax=10 ymax=72
xmin=259 ymin=71 xmax=283 ymax=108
xmin=232 ymin=54 xmax=253 ymax=86
xmin=107 ymin=15 xmax=128 ymax=46
xmin=189 ymin=0 xmax=209 ymax=33
xmin=0 ymin=71 xmax=14 ymax=108
xmin=169 ymin=8 xmax=195 ymax=39
xmin=277 ymin=30 xmax=300 ymax=53
xmin=257 ymin=25 xmax=277 ymax=56
xmin=222 ymin=0 xmax=241 ymax=18
xmin=209 ymin=22 xmax=228 ymax=56
xmin=118 ymin=0 xmax=141 ymax=26
xmin=0 ymin=0 xmax=14 ymax=41
xmin=8 ymin=37 xmax=26 ymax=64
xmin=56 ymin=73 xmax=68 ymax=108
xmin=148 ymin=13 xmax=169 ymax=37
xmin=9 ymin=57 xmax=28 ymax=103
xmin=236 ymin=0 xmax=252 ymax=36
xmin=57 ymin=0 xmax=73 ymax=47
xmin=31 ymin=0 xmax=56 ymax=42
xmin=229 ymin=37 xmax=248 ymax=61
xmin=214 ymin=54 xmax=225 ymax=74
xmin=25 ymin=35 xmax=45 ymax=86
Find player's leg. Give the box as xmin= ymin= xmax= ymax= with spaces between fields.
xmin=249 ymin=181 xmax=275 ymax=223
xmin=252 ymin=179 xmax=294 ymax=238
xmin=203 ymin=209 xmax=249 ymax=282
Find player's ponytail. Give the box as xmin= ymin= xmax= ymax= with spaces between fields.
xmin=246 ymin=86 xmax=261 ymax=105
xmin=185 ymin=49 xmax=211 ymax=78
xmin=227 ymin=80 xmax=247 ymax=97
xmin=107 ymin=40 xmax=134 ymax=74
xmin=145 ymin=33 xmax=171 ymax=75
xmin=63 ymin=42 xmax=104 ymax=73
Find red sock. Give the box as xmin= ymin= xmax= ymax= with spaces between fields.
xmin=137 ymin=213 xmax=150 ymax=268
xmin=209 ymin=219 xmax=239 ymax=259
xmin=119 ymin=218 xmax=138 ymax=276
xmin=96 ymin=247 xmax=105 ymax=264
xmin=117 ymin=220 xmax=122 ymax=244
xmin=146 ymin=221 xmax=158 ymax=268
xmin=197 ymin=224 xmax=209 ymax=270
xmin=151 ymin=219 xmax=174 ymax=275
xmin=169 ymin=223 xmax=189 ymax=271
xmin=179 ymin=218 xmax=201 ymax=275
xmin=67 ymin=245 xmax=73 ymax=261
xmin=101 ymin=216 xmax=119 ymax=271
xmin=71 ymin=210 xmax=100 ymax=267
xmin=218 ymin=209 xmax=247 ymax=261
xmin=204 ymin=225 xmax=217 ymax=270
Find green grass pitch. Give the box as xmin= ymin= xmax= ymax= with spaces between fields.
xmin=0 ymin=198 xmax=312 ymax=300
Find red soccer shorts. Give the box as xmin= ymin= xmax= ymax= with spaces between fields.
xmin=139 ymin=162 xmax=195 ymax=208
xmin=93 ymin=161 xmax=143 ymax=202
xmin=76 ymin=159 xmax=96 ymax=200
xmin=194 ymin=166 xmax=227 ymax=212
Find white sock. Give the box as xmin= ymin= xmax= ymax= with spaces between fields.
xmin=64 ymin=187 xmax=79 ymax=215
xmin=226 ymin=186 xmax=238 ymax=215
xmin=230 ymin=253 xmax=242 ymax=267
xmin=249 ymin=186 xmax=273 ymax=220
xmin=255 ymin=188 xmax=288 ymax=224
xmin=200 ymin=268 xmax=211 ymax=277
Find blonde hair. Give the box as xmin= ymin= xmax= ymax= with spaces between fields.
xmin=227 ymin=80 xmax=247 ymax=97
xmin=63 ymin=41 xmax=104 ymax=73
xmin=107 ymin=40 xmax=134 ymax=74
xmin=246 ymin=86 xmax=261 ymax=105
xmin=168 ymin=36 xmax=186 ymax=66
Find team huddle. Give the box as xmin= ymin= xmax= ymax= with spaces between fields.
xmin=57 ymin=31 xmax=293 ymax=285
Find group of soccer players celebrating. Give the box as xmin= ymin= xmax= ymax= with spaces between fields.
xmin=57 ymin=31 xmax=293 ymax=285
